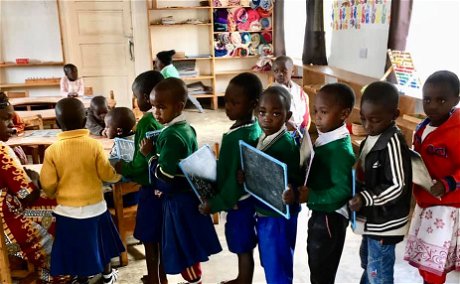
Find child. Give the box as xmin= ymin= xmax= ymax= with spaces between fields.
xmin=253 ymin=86 xmax=302 ymax=284
xmin=86 ymin=95 xmax=109 ymax=136
xmin=286 ymin=83 xmax=356 ymax=284
xmin=404 ymin=71 xmax=460 ymax=284
xmin=155 ymin=49 xmax=204 ymax=113
xmin=40 ymin=98 xmax=123 ymax=284
xmin=60 ymin=63 xmax=84 ymax=97
xmin=198 ymin=73 xmax=263 ymax=284
xmin=272 ymin=56 xmax=310 ymax=132
xmin=0 ymin=93 xmax=57 ymax=283
xmin=114 ymin=71 xmax=165 ymax=284
xmin=141 ymin=78 xmax=222 ymax=284
xmin=349 ymin=81 xmax=412 ymax=284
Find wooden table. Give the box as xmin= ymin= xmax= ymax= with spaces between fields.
xmin=10 ymin=96 xmax=92 ymax=110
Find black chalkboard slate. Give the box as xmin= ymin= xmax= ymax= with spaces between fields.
xmin=239 ymin=141 xmax=290 ymax=219
xmin=179 ymin=145 xmax=217 ymax=203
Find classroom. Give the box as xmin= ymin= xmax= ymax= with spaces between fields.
xmin=1 ymin=0 xmax=459 ymax=283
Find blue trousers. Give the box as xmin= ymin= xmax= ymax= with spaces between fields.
xmin=359 ymin=236 xmax=396 ymax=284
xmin=256 ymin=215 xmax=297 ymax=284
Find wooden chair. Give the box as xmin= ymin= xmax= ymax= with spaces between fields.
xmin=110 ymin=182 xmax=141 ymax=266
xmin=5 ymin=91 xmax=29 ymax=98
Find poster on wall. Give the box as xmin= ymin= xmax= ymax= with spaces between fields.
xmin=331 ymin=0 xmax=391 ymax=31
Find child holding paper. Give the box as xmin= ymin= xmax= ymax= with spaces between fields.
xmin=285 ymin=83 xmax=355 ymax=284
xmin=349 ymin=81 xmax=412 ymax=284
xmin=404 ymin=71 xmax=460 ymax=284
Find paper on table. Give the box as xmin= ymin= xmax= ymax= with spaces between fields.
xmin=409 ymin=149 xmax=434 ymax=192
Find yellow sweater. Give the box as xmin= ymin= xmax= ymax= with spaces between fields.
xmin=40 ymin=129 xmax=121 ymax=207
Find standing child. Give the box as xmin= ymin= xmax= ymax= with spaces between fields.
xmin=349 ymin=81 xmax=412 ymax=284
xmin=114 ymin=71 xmax=165 ymax=284
xmin=86 ymin=96 xmax=109 ymax=136
xmin=284 ymin=83 xmax=356 ymax=284
xmin=198 ymin=73 xmax=263 ymax=284
xmin=60 ymin=63 xmax=84 ymax=97
xmin=252 ymin=86 xmax=302 ymax=284
xmin=40 ymin=98 xmax=123 ymax=284
xmin=141 ymin=78 xmax=222 ymax=284
xmin=404 ymin=71 xmax=460 ymax=284
xmin=272 ymin=55 xmax=310 ymax=131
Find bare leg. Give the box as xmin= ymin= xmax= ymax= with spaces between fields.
xmin=158 ymin=243 xmax=168 ymax=284
xmin=144 ymin=242 xmax=160 ymax=284
xmin=225 ymin=251 xmax=254 ymax=284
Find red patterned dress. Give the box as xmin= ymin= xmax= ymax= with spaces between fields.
xmin=0 ymin=141 xmax=56 ymax=281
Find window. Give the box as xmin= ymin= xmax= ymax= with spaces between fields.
xmin=284 ymin=0 xmax=307 ymax=64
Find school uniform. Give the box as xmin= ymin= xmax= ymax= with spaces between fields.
xmin=209 ymin=121 xmax=261 ymax=254
xmin=40 ymin=129 xmax=124 ymax=277
xmin=150 ymin=114 xmax=222 ymax=276
xmin=255 ymin=126 xmax=301 ymax=284
xmin=306 ymin=124 xmax=355 ymax=284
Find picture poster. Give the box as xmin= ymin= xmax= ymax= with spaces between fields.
xmin=239 ymin=141 xmax=290 ymax=219
xmin=113 ymin=137 xmax=135 ymax=162
xmin=179 ymin=145 xmax=218 ymax=203
xmin=299 ymin=133 xmax=315 ymax=186
xmin=388 ymin=50 xmax=422 ymax=89
xmin=331 ymin=0 xmax=391 ymax=30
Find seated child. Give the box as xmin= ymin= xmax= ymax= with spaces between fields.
xmin=404 ymin=71 xmax=460 ymax=284
xmin=114 ymin=71 xmax=165 ymax=284
xmin=198 ymin=72 xmax=263 ymax=284
xmin=286 ymin=83 xmax=356 ymax=284
xmin=103 ymin=107 xmax=137 ymax=208
xmin=349 ymin=81 xmax=412 ymax=284
xmin=60 ymin=63 xmax=84 ymax=98
xmin=272 ymin=56 xmax=310 ymax=132
xmin=40 ymin=98 xmax=123 ymax=284
xmin=252 ymin=85 xmax=302 ymax=284
xmin=142 ymin=78 xmax=222 ymax=284
xmin=156 ymin=49 xmax=204 ymax=113
xmin=86 ymin=96 xmax=109 ymax=136
xmin=0 ymin=93 xmax=56 ymax=283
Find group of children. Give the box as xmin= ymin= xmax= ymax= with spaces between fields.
xmin=1 ymin=52 xmax=459 ymax=284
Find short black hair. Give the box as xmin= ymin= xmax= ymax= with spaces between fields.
xmin=106 ymin=107 xmax=136 ymax=133
xmin=424 ymin=70 xmax=460 ymax=97
xmin=90 ymin=96 xmax=108 ymax=109
xmin=361 ymin=81 xmax=399 ymax=111
xmin=155 ymin=77 xmax=188 ymax=103
xmin=229 ymin=72 xmax=263 ymax=101
xmin=55 ymin=98 xmax=86 ymax=130
xmin=319 ymin=83 xmax=356 ymax=110
xmin=156 ymin=50 xmax=176 ymax=66
xmin=273 ymin=56 xmax=294 ymax=68
xmin=132 ymin=70 xmax=164 ymax=97
xmin=261 ymin=86 xmax=291 ymax=112
xmin=63 ymin=63 xmax=77 ymax=73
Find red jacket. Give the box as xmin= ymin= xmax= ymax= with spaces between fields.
xmin=413 ymin=108 xmax=460 ymax=208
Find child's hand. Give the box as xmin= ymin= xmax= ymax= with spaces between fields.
xmin=67 ymin=92 xmax=78 ymax=98
xmin=114 ymin=160 xmax=123 ymax=174
xmin=298 ymin=186 xmax=309 ymax=203
xmin=349 ymin=194 xmax=363 ymax=212
xmin=236 ymin=170 xmax=245 ymax=185
xmin=139 ymin=138 xmax=154 ymax=157
xmin=198 ymin=201 xmax=211 ymax=215
xmin=430 ymin=180 xmax=445 ymax=198
xmin=19 ymin=189 xmax=40 ymax=208
xmin=24 ymin=169 xmax=40 ymax=189
xmin=282 ymin=185 xmax=295 ymax=204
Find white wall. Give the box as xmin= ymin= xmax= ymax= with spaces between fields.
xmin=131 ymin=0 xmax=153 ymax=76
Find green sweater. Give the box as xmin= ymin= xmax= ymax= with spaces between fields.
xmin=307 ymin=137 xmax=355 ymax=212
xmin=121 ymin=112 xmax=162 ymax=185
xmin=256 ymin=132 xmax=301 ymax=217
xmin=210 ymin=122 xmax=261 ymax=213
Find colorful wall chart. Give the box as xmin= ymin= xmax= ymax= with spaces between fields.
xmin=332 ymin=0 xmax=391 ymax=30
xmin=388 ymin=50 xmax=421 ymax=89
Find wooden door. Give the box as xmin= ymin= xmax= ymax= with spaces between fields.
xmin=61 ymin=0 xmax=135 ymax=107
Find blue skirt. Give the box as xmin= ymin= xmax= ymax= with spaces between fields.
xmin=162 ymin=192 xmax=222 ymax=274
xmin=133 ymin=185 xmax=163 ymax=243
xmin=225 ymin=198 xmax=257 ymax=254
xmin=50 ymin=210 xmax=125 ymax=277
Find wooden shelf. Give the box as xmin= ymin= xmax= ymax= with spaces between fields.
xmin=213 ymin=30 xmax=272 ymax=34
xmin=0 ymin=82 xmax=60 ymax=89
xmin=213 ymin=6 xmax=251 ymax=8
xmin=182 ymin=75 xmax=214 ymax=81
xmin=215 ymin=69 xmax=271 ymax=75
xmin=150 ymin=23 xmax=212 ymax=27
xmin=214 ymin=55 xmax=257 ymax=60
xmin=150 ymin=6 xmax=211 ymax=10
xmin=0 ymin=62 xmax=64 ymax=68
xmin=215 ymin=92 xmax=226 ymax=97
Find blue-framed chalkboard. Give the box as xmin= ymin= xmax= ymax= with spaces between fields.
xmin=179 ymin=145 xmax=217 ymax=203
xmin=239 ymin=141 xmax=290 ymax=219
xmin=113 ymin=137 xmax=135 ymax=162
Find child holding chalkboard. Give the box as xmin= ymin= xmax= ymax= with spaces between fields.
xmin=250 ymin=85 xmax=301 ymax=284
xmin=141 ymin=78 xmax=221 ymax=284
xmin=284 ymin=83 xmax=356 ymax=284
xmin=198 ymin=73 xmax=262 ymax=284
xmin=114 ymin=71 xmax=165 ymax=284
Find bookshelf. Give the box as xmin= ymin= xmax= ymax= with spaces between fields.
xmin=148 ymin=0 xmax=274 ymax=110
